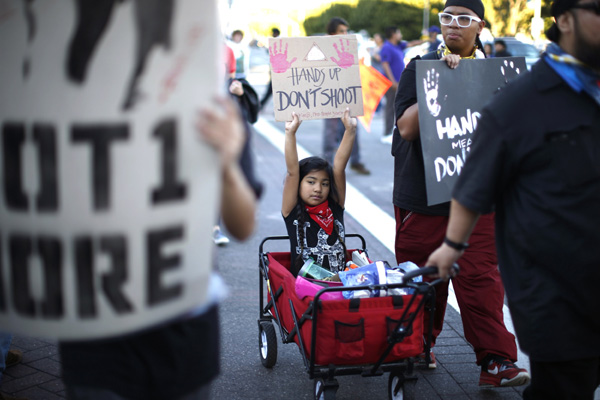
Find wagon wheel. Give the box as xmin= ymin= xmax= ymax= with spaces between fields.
xmin=258 ymin=321 xmax=277 ymax=368
xmin=314 ymin=378 xmax=338 ymax=400
xmin=388 ymin=369 xmax=416 ymax=400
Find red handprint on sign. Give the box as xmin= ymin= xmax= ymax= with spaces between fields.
xmin=331 ymin=38 xmax=354 ymax=69
xmin=269 ymin=39 xmax=297 ymax=73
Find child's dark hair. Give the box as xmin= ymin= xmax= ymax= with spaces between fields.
xmin=293 ymin=156 xmax=347 ymax=272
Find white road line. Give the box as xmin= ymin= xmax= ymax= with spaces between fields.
xmin=254 ymin=117 xmax=529 ymax=368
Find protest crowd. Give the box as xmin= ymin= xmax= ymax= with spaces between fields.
xmin=1 ymin=0 xmax=599 ymax=399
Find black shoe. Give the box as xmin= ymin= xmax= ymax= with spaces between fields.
xmin=5 ymin=350 xmax=22 ymax=368
xmin=350 ymin=163 xmax=371 ymax=175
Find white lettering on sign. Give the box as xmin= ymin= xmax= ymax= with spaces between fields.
xmin=435 ymin=109 xmax=481 ymax=140
xmin=434 ymin=149 xmax=466 ymax=182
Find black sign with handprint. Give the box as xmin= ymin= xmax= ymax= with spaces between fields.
xmin=416 ymin=57 xmax=526 ymax=206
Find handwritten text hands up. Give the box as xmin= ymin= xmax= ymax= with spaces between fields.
xmin=270 ymin=39 xmax=297 ymax=73
xmin=331 ymin=38 xmax=354 ymax=69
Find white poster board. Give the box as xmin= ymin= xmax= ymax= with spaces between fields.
xmin=0 ymin=0 xmax=222 ymax=339
xmin=269 ymin=35 xmax=364 ymax=122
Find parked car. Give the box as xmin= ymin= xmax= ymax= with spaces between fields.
xmin=402 ymin=36 xmax=541 ymax=70
xmin=494 ymin=37 xmax=541 ymax=70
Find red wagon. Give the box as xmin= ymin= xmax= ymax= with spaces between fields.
xmin=257 ymin=234 xmax=446 ymax=400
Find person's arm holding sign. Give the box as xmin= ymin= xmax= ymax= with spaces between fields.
xmin=382 ymin=60 xmax=398 ymax=91
xmin=396 ymin=103 xmax=420 ymax=141
xmin=196 ymin=97 xmax=256 ymax=240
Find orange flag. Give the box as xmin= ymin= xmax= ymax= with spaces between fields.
xmin=358 ymin=59 xmax=392 ymax=132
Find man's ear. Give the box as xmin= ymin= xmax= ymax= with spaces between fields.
xmin=477 ymin=20 xmax=485 ymax=35
xmin=556 ymin=12 xmax=574 ymax=35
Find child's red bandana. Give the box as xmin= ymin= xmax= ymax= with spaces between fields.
xmin=305 ymin=200 xmax=334 ymax=235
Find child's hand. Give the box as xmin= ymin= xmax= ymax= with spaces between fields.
xmin=285 ymin=112 xmax=301 ymax=134
xmin=196 ymin=97 xmax=244 ymax=168
xmin=229 ymin=80 xmax=244 ymax=96
xmin=341 ymin=108 xmax=357 ymax=131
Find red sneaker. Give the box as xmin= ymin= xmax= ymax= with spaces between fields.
xmin=479 ymin=355 xmax=530 ymax=387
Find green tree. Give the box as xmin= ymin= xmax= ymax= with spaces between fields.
xmin=304 ymin=0 xmax=554 ymax=41
xmin=304 ymin=0 xmax=443 ymax=39
xmin=483 ymin=0 xmax=533 ymax=36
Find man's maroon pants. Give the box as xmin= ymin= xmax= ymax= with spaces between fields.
xmin=394 ymin=207 xmax=517 ymax=364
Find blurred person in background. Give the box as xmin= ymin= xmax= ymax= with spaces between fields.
xmin=427 ymin=25 xmax=442 ymax=52
xmin=260 ymin=27 xmax=280 ymax=110
xmin=229 ymin=29 xmax=249 ymax=80
xmin=321 ymin=17 xmax=370 ymax=175
xmin=494 ymin=39 xmax=512 ymax=57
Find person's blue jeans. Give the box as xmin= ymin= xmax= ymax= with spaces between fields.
xmin=0 ymin=332 xmax=13 ymax=382
xmin=322 ymin=118 xmax=360 ymax=165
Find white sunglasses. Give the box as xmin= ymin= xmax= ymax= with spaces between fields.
xmin=439 ymin=12 xmax=482 ymax=27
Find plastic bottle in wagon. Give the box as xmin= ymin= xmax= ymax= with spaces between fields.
xmin=298 ymin=258 xmax=335 ymax=280
xmin=396 ymin=261 xmax=422 ymax=282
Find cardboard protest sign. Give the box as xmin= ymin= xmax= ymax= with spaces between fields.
xmin=0 ymin=0 xmax=222 ymax=339
xmin=269 ymin=35 xmax=364 ymax=122
xmin=358 ymin=61 xmax=392 ymax=132
xmin=416 ymin=57 xmax=526 ymax=205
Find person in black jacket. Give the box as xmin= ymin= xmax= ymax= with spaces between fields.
xmin=426 ymin=0 xmax=600 ymax=397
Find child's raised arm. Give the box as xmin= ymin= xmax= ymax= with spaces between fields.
xmin=333 ymin=108 xmax=357 ymax=208
xmin=282 ymin=112 xmax=302 ymax=217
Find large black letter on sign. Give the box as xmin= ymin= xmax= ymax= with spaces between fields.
xmin=151 ymin=119 xmax=187 ymax=204
xmin=100 ymin=236 xmax=133 ymax=313
xmin=33 ymin=124 xmax=59 ymax=211
xmin=2 ymin=123 xmax=28 ymax=211
xmin=147 ymin=226 xmax=184 ymax=306
xmin=75 ymin=235 xmax=133 ymax=319
xmin=9 ymin=235 xmax=63 ymax=318
xmin=75 ymin=236 xmax=95 ymax=318
xmin=71 ymin=124 xmax=129 ymax=211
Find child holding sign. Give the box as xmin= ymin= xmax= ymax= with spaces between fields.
xmin=282 ymin=109 xmax=356 ymax=276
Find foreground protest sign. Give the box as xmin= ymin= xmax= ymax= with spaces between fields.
xmin=269 ymin=35 xmax=364 ymax=122
xmin=416 ymin=57 xmax=526 ymax=205
xmin=0 ymin=0 xmax=222 ymax=339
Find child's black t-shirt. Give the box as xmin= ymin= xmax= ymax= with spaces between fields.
xmin=284 ymin=201 xmax=345 ymax=276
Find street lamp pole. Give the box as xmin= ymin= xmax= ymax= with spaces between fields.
xmin=422 ymin=0 xmax=430 ymax=37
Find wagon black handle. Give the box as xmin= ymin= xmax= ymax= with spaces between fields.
xmin=402 ymin=263 xmax=460 ymax=282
